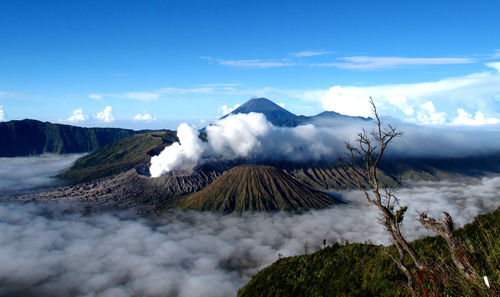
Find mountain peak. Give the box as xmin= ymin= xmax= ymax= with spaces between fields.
xmin=222 ymin=97 xmax=296 ymax=125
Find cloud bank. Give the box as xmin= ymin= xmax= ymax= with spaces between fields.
xmin=150 ymin=113 xmax=500 ymax=176
xmin=1 ymin=176 xmax=499 ymax=297
xmin=322 ymin=62 xmax=500 ymax=125
xmin=0 ymin=154 xmax=85 ymax=194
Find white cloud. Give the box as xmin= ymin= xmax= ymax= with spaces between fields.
xmin=134 ymin=112 xmax=156 ymax=121
xmin=404 ymin=107 xmax=415 ymax=116
xmin=201 ymin=56 xmax=294 ymax=68
xmin=197 ymin=83 xmax=240 ymax=87
xmin=0 ymin=105 xmax=4 ymax=121
xmin=452 ymin=109 xmax=499 ymax=126
xmin=218 ymin=104 xmax=241 ymax=115
xmin=88 ymin=94 xmax=103 ymax=100
xmin=0 ymin=92 xmax=21 ymax=98
xmin=66 ymin=108 xmax=88 ymax=123
xmin=313 ymin=56 xmax=474 ymax=69
xmin=322 ymin=85 xmax=373 ymax=117
xmin=291 ymin=50 xmax=332 ymax=57
xmin=321 ymin=62 xmax=500 ymax=125
xmin=1 ymin=178 xmax=498 ymax=297
xmin=96 ymin=106 xmax=114 ymax=123
xmin=159 ymin=87 xmax=216 ymax=95
xmin=120 ymin=92 xmax=160 ymax=101
xmin=89 ymin=92 xmax=160 ymax=101
xmin=486 ymin=61 xmax=500 ymax=72
xmin=417 ymin=101 xmax=447 ymax=125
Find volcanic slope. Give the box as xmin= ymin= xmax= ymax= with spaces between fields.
xmin=221 ymin=97 xmax=296 ymax=126
xmin=173 ymin=165 xmax=338 ymax=214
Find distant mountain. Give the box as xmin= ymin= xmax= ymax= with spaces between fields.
xmin=172 ymin=165 xmax=339 ymax=214
xmin=221 ymin=97 xmax=370 ymax=127
xmin=0 ymin=119 xmax=136 ymax=157
xmin=221 ymin=97 xmax=297 ymax=126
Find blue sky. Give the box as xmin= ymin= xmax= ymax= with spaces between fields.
xmin=0 ymin=0 xmax=499 ymax=129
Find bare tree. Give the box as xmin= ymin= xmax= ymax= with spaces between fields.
xmin=343 ymin=98 xmax=423 ymax=296
xmin=419 ymin=212 xmax=479 ymax=281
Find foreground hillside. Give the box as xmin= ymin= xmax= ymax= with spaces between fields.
xmin=0 ymin=119 xmax=136 ymax=157
xmin=239 ymin=207 xmax=500 ymax=297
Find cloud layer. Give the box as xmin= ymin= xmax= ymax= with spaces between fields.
xmin=321 ymin=62 xmax=500 ymax=125
xmin=1 ymin=175 xmax=499 ymax=297
xmin=0 ymin=154 xmax=85 ymax=194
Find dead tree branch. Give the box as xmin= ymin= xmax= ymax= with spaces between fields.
xmin=343 ymin=97 xmax=424 ymax=295
xmin=419 ymin=212 xmax=479 ymax=281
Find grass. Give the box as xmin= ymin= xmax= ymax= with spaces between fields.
xmin=238 ymin=207 xmax=499 ymax=297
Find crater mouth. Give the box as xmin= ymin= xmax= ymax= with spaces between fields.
xmin=135 ymin=163 xmax=199 ymax=178
xmin=135 ymin=164 xmax=151 ymax=177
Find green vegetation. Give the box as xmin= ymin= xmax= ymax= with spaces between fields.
xmin=60 ymin=131 xmax=176 ymax=183
xmin=238 ymin=207 xmax=500 ymax=297
xmin=172 ymin=165 xmax=338 ymax=214
xmin=0 ymin=119 xmax=136 ymax=157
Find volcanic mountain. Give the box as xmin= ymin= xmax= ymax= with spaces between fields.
xmin=172 ymin=165 xmax=339 ymax=214
xmin=221 ymin=97 xmax=369 ymax=127
xmin=221 ymin=97 xmax=297 ymax=126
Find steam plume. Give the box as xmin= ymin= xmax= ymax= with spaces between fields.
xmin=150 ymin=123 xmax=205 ymax=177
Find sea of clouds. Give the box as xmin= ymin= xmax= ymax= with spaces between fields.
xmin=1 ymin=175 xmax=499 ymax=297
xmin=0 ymin=154 xmax=85 ymax=194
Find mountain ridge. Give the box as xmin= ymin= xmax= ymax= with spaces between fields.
xmin=0 ymin=119 xmax=137 ymax=157
xmin=220 ymin=97 xmax=370 ymax=127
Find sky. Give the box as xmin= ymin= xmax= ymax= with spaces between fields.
xmin=0 ymin=0 xmax=499 ymax=129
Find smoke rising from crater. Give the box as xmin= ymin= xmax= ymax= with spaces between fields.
xmin=150 ymin=123 xmax=205 ymax=177
xmin=1 ymin=176 xmax=499 ymax=297
xmin=149 ymin=113 xmax=500 ymax=176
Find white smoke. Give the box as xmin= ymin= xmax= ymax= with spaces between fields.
xmin=149 ymin=123 xmax=205 ymax=177
xmin=207 ymin=113 xmax=272 ymax=158
xmin=1 ymin=175 xmax=499 ymax=297
xmin=150 ymin=113 xmax=500 ymax=176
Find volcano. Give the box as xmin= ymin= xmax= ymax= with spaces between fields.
xmin=221 ymin=97 xmax=296 ymax=126
xmin=173 ymin=165 xmax=339 ymax=214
